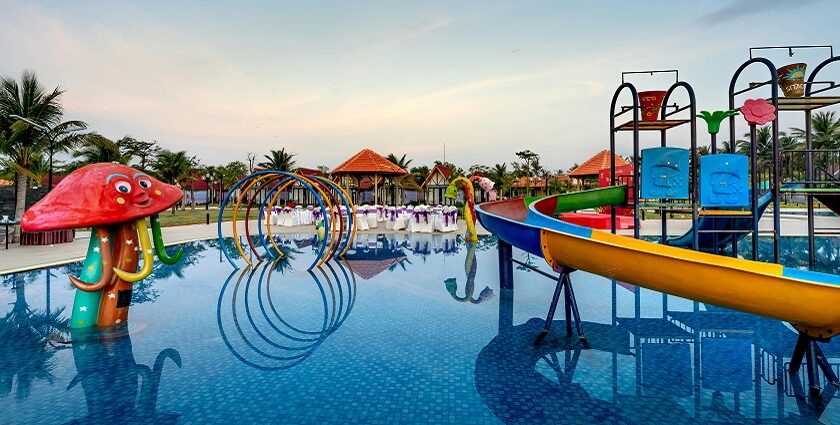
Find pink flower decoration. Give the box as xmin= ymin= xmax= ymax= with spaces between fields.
xmin=740 ymin=98 xmax=776 ymax=126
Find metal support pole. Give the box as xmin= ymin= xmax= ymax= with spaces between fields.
xmin=498 ymin=240 xmax=513 ymax=290
xmin=771 ymin=87 xmax=781 ymax=264
xmin=564 ymin=280 xmax=572 ymax=335
xmin=750 ymin=124 xmax=759 ymax=260
xmin=536 ymin=275 xmax=565 ymax=344
xmin=48 ymin=143 xmax=54 ymax=192
xmin=498 ymin=288 xmax=513 ymax=334
xmin=660 ymin=129 xmax=667 ymax=244
xmin=805 ymin=110 xmax=815 ymax=268
xmin=535 ymin=271 xmax=587 ymax=347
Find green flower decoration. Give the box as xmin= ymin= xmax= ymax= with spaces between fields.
xmin=445 ymin=183 xmax=458 ymax=199
xmin=784 ymin=66 xmax=806 ymax=81
xmin=697 ymin=109 xmax=739 ymax=135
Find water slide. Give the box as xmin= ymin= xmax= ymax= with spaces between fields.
xmin=475 ymin=186 xmax=840 ymax=339
xmin=667 ymin=189 xmax=774 ymax=250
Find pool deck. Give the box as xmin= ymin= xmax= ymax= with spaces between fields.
xmin=2 ymin=211 xmax=839 ymax=274
xmin=0 ymin=220 xmax=489 ymax=274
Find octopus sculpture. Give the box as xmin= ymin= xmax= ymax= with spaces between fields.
xmin=21 ymin=163 xmax=183 ymax=329
xmin=445 ymin=176 xmax=493 ymax=243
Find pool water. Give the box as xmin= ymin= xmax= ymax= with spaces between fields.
xmin=2 ymin=234 xmax=840 ymax=424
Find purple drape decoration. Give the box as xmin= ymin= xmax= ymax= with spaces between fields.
xmin=313 ymin=210 xmax=322 ymax=221
xmin=444 ymin=210 xmax=456 ymax=226
xmin=420 ymin=210 xmax=430 ymax=223
xmin=389 ymin=209 xmax=397 ymax=221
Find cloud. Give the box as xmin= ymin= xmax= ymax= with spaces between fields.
xmin=699 ymin=0 xmax=827 ymax=25
xmin=370 ymin=17 xmax=452 ymax=49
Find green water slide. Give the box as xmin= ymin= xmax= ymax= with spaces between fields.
xmin=525 ymin=185 xmax=627 ymax=214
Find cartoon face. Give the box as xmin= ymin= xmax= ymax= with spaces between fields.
xmin=709 ymin=171 xmax=744 ymax=195
xmin=107 ymin=171 xmax=159 ymax=208
xmin=22 ymin=163 xmax=183 ymax=232
xmin=651 ymin=162 xmax=681 ymax=188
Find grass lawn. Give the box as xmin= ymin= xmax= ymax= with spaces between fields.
xmin=156 ymin=207 xmax=236 ymax=227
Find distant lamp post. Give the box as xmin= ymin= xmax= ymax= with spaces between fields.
xmin=9 ymin=114 xmax=55 ymax=191
xmin=204 ymin=174 xmax=211 ymax=210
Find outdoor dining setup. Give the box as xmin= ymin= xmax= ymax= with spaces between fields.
xmin=267 ymin=203 xmax=460 ymax=234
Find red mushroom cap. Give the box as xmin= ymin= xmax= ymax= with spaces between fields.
xmin=21 ymin=163 xmax=183 ymax=232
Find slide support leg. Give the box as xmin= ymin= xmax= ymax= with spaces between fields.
xmin=535 ymin=270 xmax=587 ymax=347
xmin=789 ymin=332 xmax=839 ymax=398
xmin=498 ymin=240 xmax=514 ymax=290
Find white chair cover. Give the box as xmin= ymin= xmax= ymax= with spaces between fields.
xmin=355 ymin=207 xmax=369 ymax=231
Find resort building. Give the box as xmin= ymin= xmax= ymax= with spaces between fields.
xmin=511 ymin=176 xmax=548 ymax=197
xmin=332 ymin=149 xmax=408 ymax=205
xmin=422 ymin=163 xmax=454 ymax=205
xmin=568 ymin=150 xmax=630 ymax=189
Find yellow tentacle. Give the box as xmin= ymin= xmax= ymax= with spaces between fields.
xmin=113 ymin=218 xmax=154 ymax=282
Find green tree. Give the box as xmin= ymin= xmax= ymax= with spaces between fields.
xmin=791 ymin=111 xmax=840 ymax=150
xmin=735 ymin=126 xmax=800 ymax=165
xmin=119 ymin=137 xmax=160 ymax=170
xmin=221 ymin=161 xmax=248 ymax=190
xmin=469 ymin=164 xmax=490 ymax=176
xmin=258 ymin=148 xmax=296 ymax=171
xmin=488 ymin=163 xmax=507 ymax=196
xmin=386 ymin=153 xmax=412 ymax=170
xmin=69 ymin=133 xmax=135 ymax=169
xmin=0 ymin=71 xmax=86 ymax=240
xmin=409 ymin=165 xmax=430 ymax=185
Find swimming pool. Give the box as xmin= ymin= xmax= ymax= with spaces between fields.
xmin=2 ymin=234 xmax=840 ymax=424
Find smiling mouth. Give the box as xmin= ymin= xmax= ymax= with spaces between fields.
xmin=134 ymin=198 xmax=152 ymax=207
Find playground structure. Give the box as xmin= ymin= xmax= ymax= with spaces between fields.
xmin=20 ymin=163 xmax=184 ymax=329
xmin=217 ymin=171 xmax=357 ymax=270
xmin=478 ymin=44 xmax=840 ymax=398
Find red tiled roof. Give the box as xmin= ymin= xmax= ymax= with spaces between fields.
xmin=568 ymin=150 xmax=630 ymax=177
xmin=40 ymin=174 xmax=69 ymax=187
xmin=512 ymin=176 xmax=547 ymax=188
xmin=399 ymin=177 xmax=423 ymax=191
xmin=421 ymin=164 xmax=453 ymax=188
xmin=346 ymin=257 xmax=405 ymax=280
xmin=332 ymin=148 xmax=408 ymax=175
xmin=296 ymin=167 xmax=324 ymax=177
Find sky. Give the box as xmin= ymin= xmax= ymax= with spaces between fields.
xmin=1 ymin=0 xmax=838 ymax=172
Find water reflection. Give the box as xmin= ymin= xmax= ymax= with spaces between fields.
xmin=216 ymin=259 xmax=356 ymax=370
xmin=480 ymin=281 xmax=840 ymax=424
xmin=65 ymin=330 xmax=181 ymax=424
xmin=747 ymin=236 xmax=840 ymax=274
xmin=344 ymin=234 xmax=410 ymax=280
xmin=0 ymin=273 xmax=68 ymax=400
xmin=444 ymin=242 xmax=494 ymax=304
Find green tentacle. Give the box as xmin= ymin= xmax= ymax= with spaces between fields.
xmin=150 ymin=214 xmax=182 ymax=265
xmin=70 ymin=228 xmax=105 ymax=328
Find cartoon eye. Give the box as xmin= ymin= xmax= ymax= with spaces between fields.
xmin=137 ymin=178 xmax=152 ymax=189
xmin=114 ymin=181 xmax=132 ymax=193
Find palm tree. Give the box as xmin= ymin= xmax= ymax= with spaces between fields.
xmin=488 ymin=163 xmax=508 ymax=196
xmin=735 ymin=126 xmax=800 ymax=165
xmin=69 ymin=133 xmax=134 ymax=169
xmin=0 ymin=71 xmax=85 ymax=240
xmin=153 ymin=150 xmax=195 ymax=210
xmin=258 ymin=148 xmax=296 ymax=171
xmin=791 ymin=111 xmax=840 ymax=150
xmin=386 ymin=153 xmax=412 ymax=170
xmin=153 ymin=150 xmax=194 ymax=184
